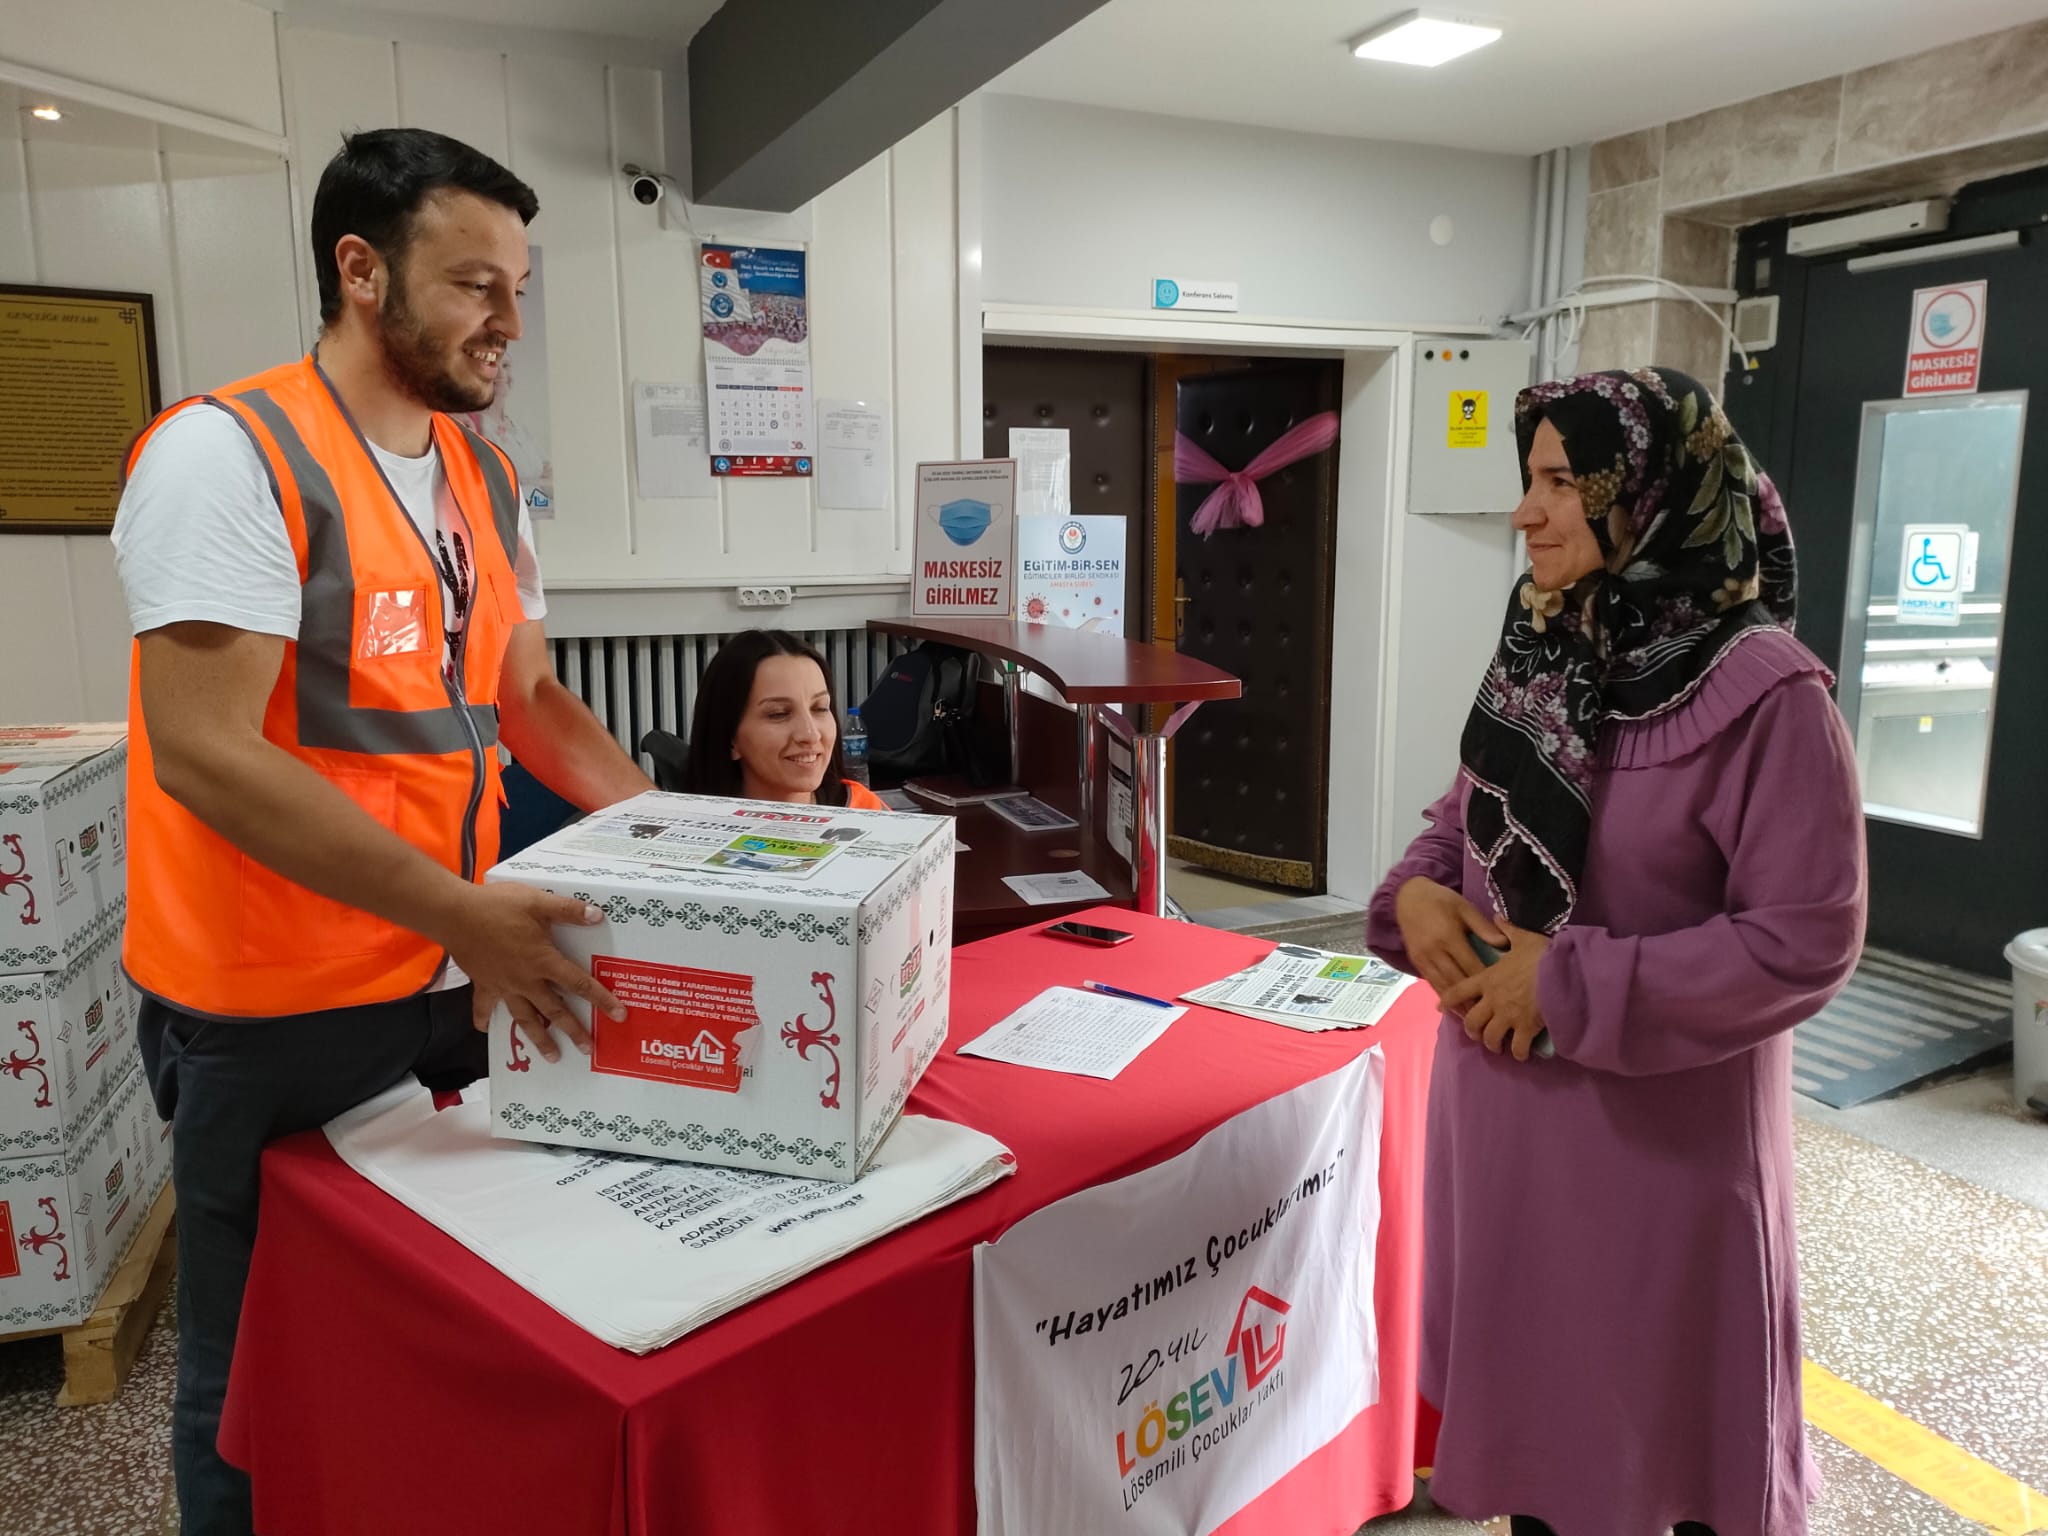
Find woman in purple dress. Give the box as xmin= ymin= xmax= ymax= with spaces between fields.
xmin=1367 ymin=368 xmax=1866 ymax=1536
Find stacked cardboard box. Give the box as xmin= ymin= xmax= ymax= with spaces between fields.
xmin=487 ymin=790 xmax=956 ymax=1182
xmin=0 ymin=726 xmax=167 ymax=1332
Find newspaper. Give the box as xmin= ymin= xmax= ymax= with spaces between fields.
xmin=1181 ymin=943 xmax=1415 ymax=1032
xmin=560 ymin=806 xmax=847 ymax=879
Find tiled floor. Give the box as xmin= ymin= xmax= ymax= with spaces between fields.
xmin=0 ymin=1292 xmax=177 ymax=1534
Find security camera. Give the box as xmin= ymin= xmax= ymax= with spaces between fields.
xmin=622 ymin=164 xmax=666 ymax=206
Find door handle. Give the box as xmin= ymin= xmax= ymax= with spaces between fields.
xmin=1174 ymin=577 xmax=1190 ymax=645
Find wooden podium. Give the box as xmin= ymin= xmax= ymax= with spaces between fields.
xmin=867 ymin=618 xmax=1242 ymax=922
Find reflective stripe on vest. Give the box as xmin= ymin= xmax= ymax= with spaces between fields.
xmin=225 ymin=386 xmax=509 ymax=757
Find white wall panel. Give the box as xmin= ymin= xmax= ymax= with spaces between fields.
xmin=793 ymin=151 xmax=892 ymax=573
xmin=0 ymin=85 xmax=34 ymax=282
xmin=0 ymin=542 xmax=85 ymax=723
xmin=162 ymin=130 xmax=302 ymax=388
xmin=394 ymin=43 xmax=511 ymax=164
xmin=889 ymin=112 xmax=958 ymax=559
xmin=505 ymin=49 xmax=630 ymax=580
xmin=282 ymin=29 xmax=398 ymax=337
xmin=610 ymin=62 xmax=722 ymax=574
xmin=65 ymin=537 xmax=131 ymax=721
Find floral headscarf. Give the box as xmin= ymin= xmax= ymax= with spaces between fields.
xmin=1458 ymin=367 xmax=1798 ymax=934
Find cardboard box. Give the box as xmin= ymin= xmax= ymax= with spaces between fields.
xmin=0 ymin=1062 xmax=170 ymax=1332
xmin=487 ymin=791 xmax=955 ymax=1181
xmin=0 ymin=726 xmax=129 ymax=976
xmin=0 ymin=915 xmax=140 ymax=1162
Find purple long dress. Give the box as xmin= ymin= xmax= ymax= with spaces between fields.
xmin=1367 ymin=628 xmax=1867 ymax=1536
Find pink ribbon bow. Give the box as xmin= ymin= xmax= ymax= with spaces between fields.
xmin=1174 ymin=411 xmax=1341 ymax=537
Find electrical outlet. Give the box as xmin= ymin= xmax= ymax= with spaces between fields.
xmin=735 ymin=586 xmax=795 ymax=608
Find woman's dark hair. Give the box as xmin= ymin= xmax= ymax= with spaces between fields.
xmin=311 ymin=128 xmax=540 ymax=326
xmin=683 ymin=630 xmax=850 ymax=807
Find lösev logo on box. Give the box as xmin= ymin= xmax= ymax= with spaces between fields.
xmin=0 ymin=1200 xmax=18 ymax=1280
xmin=590 ymin=956 xmax=758 ymax=1093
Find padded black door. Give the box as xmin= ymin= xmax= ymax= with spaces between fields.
xmin=1171 ymin=363 xmax=1342 ymax=891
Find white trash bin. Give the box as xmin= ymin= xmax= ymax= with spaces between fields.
xmin=2006 ymin=928 xmax=2048 ymax=1115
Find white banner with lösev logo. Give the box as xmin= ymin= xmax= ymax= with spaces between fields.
xmin=973 ymin=1050 xmax=1383 ymax=1535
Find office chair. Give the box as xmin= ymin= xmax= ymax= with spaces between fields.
xmin=641 ymin=729 xmax=690 ymax=793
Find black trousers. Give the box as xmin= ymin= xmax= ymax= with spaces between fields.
xmin=137 ymin=987 xmax=486 ymax=1536
xmin=1512 ymin=1519 xmax=1719 ymax=1536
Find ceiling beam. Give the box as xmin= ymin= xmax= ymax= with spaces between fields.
xmin=686 ymin=0 xmax=1107 ymax=211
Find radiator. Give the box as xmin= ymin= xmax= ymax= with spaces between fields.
xmin=550 ymin=628 xmax=905 ymax=774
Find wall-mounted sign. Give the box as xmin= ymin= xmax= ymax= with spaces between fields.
xmin=913 ymin=459 xmax=1016 ymax=617
xmin=1447 ymin=390 xmax=1488 ymax=448
xmin=1017 ymin=515 xmax=1125 ymax=636
xmin=1152 ymin=278 xmax=1239 ymax=313
xmin=1897 ymin=522 xmax=1968 ymax=626
xmin=1904 ymin=281 xmax=1985 ymax=397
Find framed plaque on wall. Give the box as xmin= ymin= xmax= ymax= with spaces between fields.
xmin=0 ymin=284 xmax=163 ymax=533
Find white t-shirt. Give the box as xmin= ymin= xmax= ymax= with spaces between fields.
xmin=112 ymin=401 xmax=549 ymax=994
xmin=112 ymin=401 xmax=546 ymax=646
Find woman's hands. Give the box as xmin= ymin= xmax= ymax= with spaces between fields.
xmin=1441 ymin=923 xmax=1551 ymax=1062
xmin=1393 ymin=877 xmax=1506 ymax=998
xmin=1393 ymin=878 xmax=1552 ymax=1062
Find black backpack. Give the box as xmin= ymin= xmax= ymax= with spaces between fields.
xmin=860 ymin=643 xmax=997 ymax=783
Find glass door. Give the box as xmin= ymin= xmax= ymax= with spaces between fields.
xmin=1836 ymin=392 xmax=2027 ymax=836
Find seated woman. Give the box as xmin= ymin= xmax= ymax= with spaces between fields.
xmin=682 ymin=629 xmax=886 ymax=810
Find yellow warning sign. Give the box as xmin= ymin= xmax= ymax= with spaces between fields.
xmin=1448 ymin=390 xmax=1487 ymax=448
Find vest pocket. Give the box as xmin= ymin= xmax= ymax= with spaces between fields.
xmin=353 ymin=585 xmax=435 ymax=662
xmin=235 ymin=767 xmax=404 ymax=965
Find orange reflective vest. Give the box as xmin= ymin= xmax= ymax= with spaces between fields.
xmin=124 ymin=356 xmax=525 ymax=1018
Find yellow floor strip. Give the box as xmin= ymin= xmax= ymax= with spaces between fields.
xmin=1804 ymin=1359 xmax=2048 ymax=1534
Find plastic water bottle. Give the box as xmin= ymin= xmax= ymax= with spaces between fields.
xmin=843 ymin=708 xmax=870 ymax=786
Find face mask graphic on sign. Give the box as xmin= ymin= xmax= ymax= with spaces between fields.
xmin=933 ymin=497 xmax=997 ymax=547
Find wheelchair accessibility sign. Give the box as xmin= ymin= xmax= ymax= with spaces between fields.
xmin=1898 ymin=523 xmax=1968 ymax=626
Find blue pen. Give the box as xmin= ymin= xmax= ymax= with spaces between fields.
xmin=1082 ymin=979 xmax=1175 ymax=1010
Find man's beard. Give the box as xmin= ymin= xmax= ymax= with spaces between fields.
xmin=377 ymin=267 xmax=496 ymax=414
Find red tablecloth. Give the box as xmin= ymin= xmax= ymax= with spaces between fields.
xmin=220 ymin=911 xmax=1439 ymax=1535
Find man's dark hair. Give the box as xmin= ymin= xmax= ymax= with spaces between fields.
xmin=310 ymin=128 xmax=539 ymax=326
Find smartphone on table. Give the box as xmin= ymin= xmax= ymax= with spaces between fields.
xmin=1045 ymin=921 xmax=1135 ymax=947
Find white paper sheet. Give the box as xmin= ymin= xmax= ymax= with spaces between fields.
xmin=1001 ymin=871 xmax=1111 ymax=906
xmin=325 ymin=1084 xmax=1014 ymax=1353
xmin=1009 ymin=427 xmax=1070 ymax=520
xmin=633 ymin=381 xmax=714 ymax=499
xmin=818 ymin=398 xmax=890 ymax=509
xmin=957 ymin=986 xmax=1182 ymax=1080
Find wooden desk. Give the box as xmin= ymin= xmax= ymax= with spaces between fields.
xmin=916 ymin=688 xmax=1133 ymax=941
xmin=868 ymin=619 xmax=1242 ymax=920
